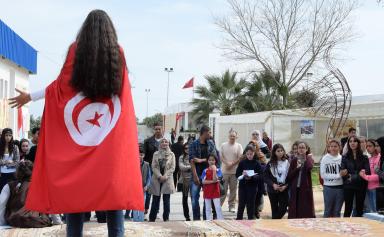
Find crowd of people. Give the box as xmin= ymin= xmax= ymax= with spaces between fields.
xmin=139 ymin=125 xmax=384 ymax=221
xmin=0 ymin=123 xmax=383 ymax=228
xmin=0 ymin=127 xmax=62 ymax=227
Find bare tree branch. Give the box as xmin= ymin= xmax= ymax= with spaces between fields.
xmin=216 ymin=0 xmax=358 ymax=105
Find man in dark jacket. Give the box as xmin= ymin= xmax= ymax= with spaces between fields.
xmin=171 ymin=136 xmax=184 ymax=187
xmin=26 ymin=127 xmax=40 ymax=163
xmin=189 ymin=125 xmax=218 ymax=220
xmin=340 ymin=127 xmax=356 ymax=151
xmin=143 ymin=124 xmax=163 ymax=165
xmin=143 ymin=123 xmax=163 ymax=214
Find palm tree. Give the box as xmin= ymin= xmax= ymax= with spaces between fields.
xmin=290 ymin=89 xmax=318 ymax=108
xmin=191 ymin=70 xmax=247 ymax=124
xmin=240 ymin=71 xmax=285 ymax=112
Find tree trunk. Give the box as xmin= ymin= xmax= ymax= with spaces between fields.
xmin=282 ymin=92 xmax=288 ymax=108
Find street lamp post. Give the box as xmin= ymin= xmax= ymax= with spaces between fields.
xmin=164 ymin=67 xmax=174 ymax=107
xmin=305 ymin=72 xmax=313 ymax=90
xmin=145 ymin=89 xmax=150 ymax=117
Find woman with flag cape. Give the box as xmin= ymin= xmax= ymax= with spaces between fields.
xmin=9 ymin=10 xmax=143 ymax=237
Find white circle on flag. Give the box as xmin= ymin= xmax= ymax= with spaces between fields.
xmin=64 ymin=93 xmax=121 ymax=146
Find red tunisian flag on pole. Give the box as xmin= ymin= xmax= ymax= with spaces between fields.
xmin=17 ymin=107 xmax=23 ymax=139
xmin=25 ymin=43 xmax=143 ymax=213
xmin=182 ymin=77 xmax=194 ymax=89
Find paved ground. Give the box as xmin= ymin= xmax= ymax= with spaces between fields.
xmin=142 ymin=186 xmax=325 ymax=222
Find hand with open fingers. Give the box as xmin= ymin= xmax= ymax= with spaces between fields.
xmin=9 ymin=88 xmax=31 ymax=108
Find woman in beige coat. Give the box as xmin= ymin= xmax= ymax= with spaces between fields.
xmin=148 ymin=138 xmax=175 ymax=222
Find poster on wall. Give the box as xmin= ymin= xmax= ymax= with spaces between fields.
xmin=300 ymin=120 xmax=314 ymax=139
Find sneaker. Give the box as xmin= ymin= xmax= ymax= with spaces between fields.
xmin=50 ymin=214 xmax=63 ymax=225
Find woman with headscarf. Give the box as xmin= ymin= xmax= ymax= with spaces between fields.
xmin=251 ymin=130 xmax=270 ymax=158
xmin=262 ymin=131 xmax=273 ymax=151
xmin=148 ymin=138 xmax=175 ymax=222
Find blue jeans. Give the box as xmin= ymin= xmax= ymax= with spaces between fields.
xmin=66 ymin=211 xmax=124 ymax=237
xmin=190 ymin=180 xmax=208 ymax=220
xmin=323 ymin=186 xmax=344 ymax=217
xmin=191 ymin=180 xmax=202 ymax=220
xmin=132 ymin=192 xmax=147 ymax=222
xmin=367 ymin=189 xmax=377 ymax=213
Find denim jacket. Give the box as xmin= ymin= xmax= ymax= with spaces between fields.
xmin=188 ymin=139 xmax=218 ymax=161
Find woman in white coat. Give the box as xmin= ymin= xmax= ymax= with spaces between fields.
xmin=148 ymin=138 xmax=175 ymax=222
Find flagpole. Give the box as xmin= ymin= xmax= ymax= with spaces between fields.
xmin=192 ymin=77 xmax=195 ymax=100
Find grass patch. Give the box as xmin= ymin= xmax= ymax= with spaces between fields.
xmin=312 ymin=165 xmax=321 ymax=186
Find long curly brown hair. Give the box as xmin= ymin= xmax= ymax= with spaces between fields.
xmin=0 ymin=128 xmax=14 ymax=158
xmin=71 ymin=9 xmax=123 ymax=100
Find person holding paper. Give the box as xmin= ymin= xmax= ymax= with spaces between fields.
xmin=235 ymin=145 xmax=262 ymax=220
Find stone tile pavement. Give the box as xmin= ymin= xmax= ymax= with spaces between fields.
xmin=145 ymin=186 xmax=325 ymax=222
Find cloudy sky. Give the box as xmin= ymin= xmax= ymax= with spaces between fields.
xmin=1 ymin=0 xmax=383 ymax=120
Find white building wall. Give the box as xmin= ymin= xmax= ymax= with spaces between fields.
xmin=0 ymin=57 xmax=30 ymax=139
xmin=163 ymin=102 xmax=198 ymax=134
xmin=210 ymin=100 xmax=384 ymax=163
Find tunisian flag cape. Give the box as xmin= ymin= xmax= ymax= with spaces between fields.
xmin=26 ymin=43 xmax=144 ymax=213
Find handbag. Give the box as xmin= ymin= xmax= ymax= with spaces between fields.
xmin=177 ymin=183 xmax=183 ymax=192
xmin=219 ymin=178 xmax=225 ymax=197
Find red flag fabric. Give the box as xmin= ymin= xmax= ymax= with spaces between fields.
xmin=176 ymin=112 xmax=184 ymax=121
xmin=182 ymin=77 xmax=194 ymax=89
xmin=25 ymin=43 xmax=143 ymax=214
xmin=17 ymin=107 xmax=23 ymax=138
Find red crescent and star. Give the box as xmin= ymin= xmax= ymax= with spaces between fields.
xmin=71 ymin=98 xmax=114 ymax=133
xmin=86 ymin=112 xmax=104 ymax=127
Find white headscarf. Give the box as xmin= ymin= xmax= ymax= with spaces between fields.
xmin=158 ymin=137 xmax=171 ymax=156
xmin=252 ymin=130 xmax=267 ymax=148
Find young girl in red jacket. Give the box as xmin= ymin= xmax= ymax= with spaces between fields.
xmin=201 ymin=153 xmax=223 ymax=220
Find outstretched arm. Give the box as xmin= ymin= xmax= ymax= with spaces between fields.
xmin=9 ymin=88 xmax=45 ymax=108
xmin=30 ymin=89 xmax=45 ymax=101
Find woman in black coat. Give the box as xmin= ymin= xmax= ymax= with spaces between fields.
xmin=264 ymin=144 xmax=290 ymax=219
xmin=340 ymin=135 xmax=370 ymax=217
xmin=235 ymin=145 xmax=262 ymax=220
